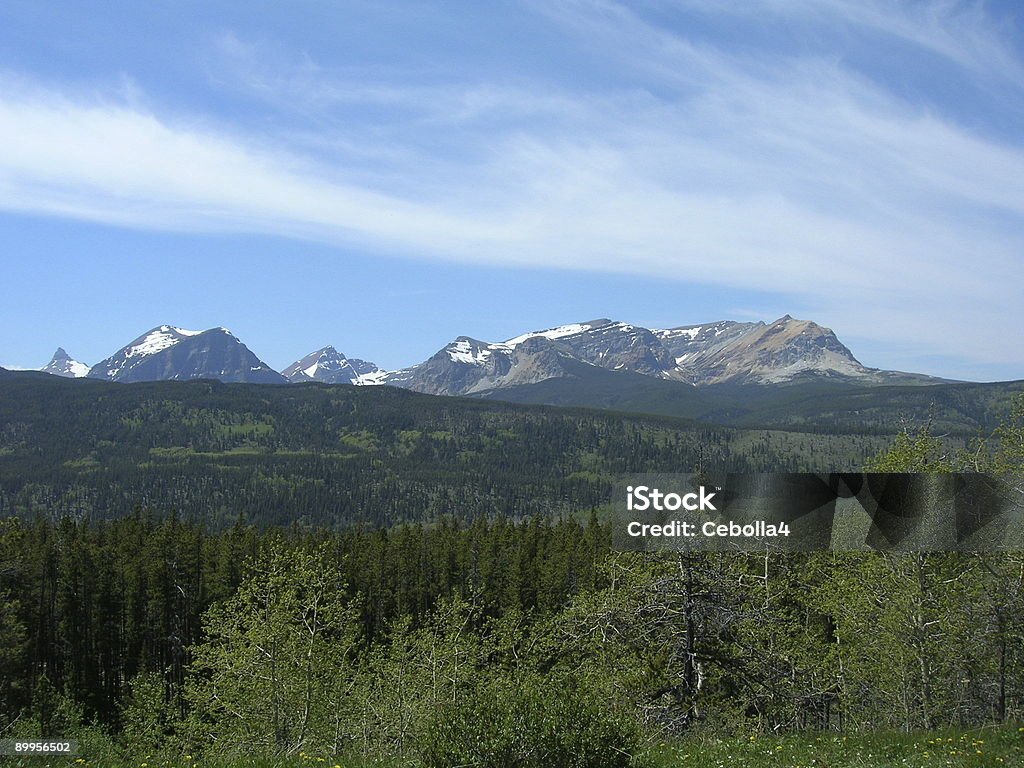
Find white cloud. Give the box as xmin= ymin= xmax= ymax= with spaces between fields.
xmin=0 ymin=0 xmax=1022 ymax=372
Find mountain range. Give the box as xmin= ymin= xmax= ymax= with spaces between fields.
xmin=32 ymin=315 xmax=948 ymax=400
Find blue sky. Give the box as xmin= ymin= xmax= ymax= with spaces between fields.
xmin=1 ymin=0 xmax=1022 ymax=380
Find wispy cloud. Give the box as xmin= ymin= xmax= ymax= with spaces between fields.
xmin=674 ymin=0 xmax=1024 ymax=82
xmin=0 ymin=0 xmax=1022 ymax=372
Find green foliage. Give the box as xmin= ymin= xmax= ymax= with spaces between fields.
xmin=865 ymin=393 xmax=1024 ymax=475
xmin=806 ymin=553 xmax=1009 ymax=730
xmin=992 ymin=393 xmax=1024 ymax=473
xmin=347 ymin=596 xmax=485 ymax=760
xmin=864 ymin=421 xmax=954 ymax=472
xmin=420 ymin=674 xmax=641 ymax=768
xmin=0 ymin=587 xmax=27 ymax=724
xmin=5 ymin=675 xmax=119 ymax=762
xmin=185 ymin=544 xmax=360 ymax=759
xmin=119 ymin=672 xmax=175 ymax=757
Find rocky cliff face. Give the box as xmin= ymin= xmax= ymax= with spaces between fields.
xmin=654 ymin=316 xmax=870 ymax=384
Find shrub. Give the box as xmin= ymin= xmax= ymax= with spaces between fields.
xmin=420 ymin=675 xmax=641 ymax=768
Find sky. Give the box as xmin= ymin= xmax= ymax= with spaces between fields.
xmin=0 ymin=0 xmax=1022 ymax=380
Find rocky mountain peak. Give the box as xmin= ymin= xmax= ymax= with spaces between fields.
xmin=40 ymin=347 xmax=91 ymax=378
xmin=282 ymin=346 xmax=383 ymax=385
xmin=87 ymin=325 xmax=285 ymax=384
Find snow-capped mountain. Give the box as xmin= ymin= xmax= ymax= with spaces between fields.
xmin=505 ymin=319 xmax=677 ymax=377
xmin=282 ymin=346 xmax=385 ymax=385
xmin=381 ymin=316 xmax=938 ymax=396
xmin=29 ymin=315 xmax=942 ymax=395
xmin=382 ymin=335 xmax=579 ymax=395
xmin=87 ymin=326 xmax=286 ymax=384
xmin=40 ymin=348 xmax=90 ymax=378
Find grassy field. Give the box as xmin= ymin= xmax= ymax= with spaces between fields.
xmin=9 ymin=727 xmax=1023 ymax=768
xmin=645 ymin=727 xmax=1024 ymax=767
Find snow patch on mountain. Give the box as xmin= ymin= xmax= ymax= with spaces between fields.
xmin=447 ymin=339 xmax=495 ymax=364
xmin=445 ymin=338 xmax=517 ymax=366
xmin=125 ymin=326 xmax=198 ymax=360
xmin=353 ymin=369 xmax=390 ymax=386
xmin=504 ymin=323 xmax=593 ymax=347
xmin=655 ymin=326 xmax=702 ymax=340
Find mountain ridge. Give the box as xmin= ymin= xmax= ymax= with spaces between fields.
xmin=32 ymin=316 xmax=955 ymax=397
xmin=377 ymin=315 xmax=948 ymax=395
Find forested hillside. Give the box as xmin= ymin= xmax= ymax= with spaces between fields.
xmin=0 ymin=373 xmax=893 ymax=526
xmin=1 ymin=376 xmax=1022 ymax=767
xmin=477 ymin=365 xmax=1024 ymax=432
